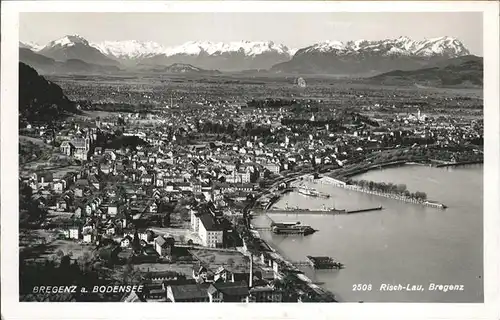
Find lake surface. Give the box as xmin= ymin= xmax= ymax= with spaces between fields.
xmin=252 ymin=164 xmax=483 ymax=302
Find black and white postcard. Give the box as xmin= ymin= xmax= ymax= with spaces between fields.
xmin=1 ymin=1 xmax=499 ymax=320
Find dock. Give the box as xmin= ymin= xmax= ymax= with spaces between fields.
xmin=345 ymin=206 xmax=383 ymax=214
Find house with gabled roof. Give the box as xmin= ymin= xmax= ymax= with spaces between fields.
xmin=207 ymin=281 xmax=249 ymax=302
xmin=166 ymin=284 xmax=209 ymax=302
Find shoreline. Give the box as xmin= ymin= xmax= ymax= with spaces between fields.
xmin=331 ymin=159 xmax=483 ymax=180
xmin=433 ymin=160 xmax=483 ymax=168
xmin=252 ymin=225 xmax=338 ymax=302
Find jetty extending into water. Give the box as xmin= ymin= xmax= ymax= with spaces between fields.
xmin=313 ymin=177 xmax=448 ymax=209
xmin=266 ymin=205 xmax=383 ymax=215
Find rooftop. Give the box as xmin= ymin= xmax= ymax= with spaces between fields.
xmin=208 ymin=280 xmax=249 ymax=297
xmin=169 ymin=284 xmax=209 ymax=300
xmin=198 ymin=212 xmax=222 ymax=231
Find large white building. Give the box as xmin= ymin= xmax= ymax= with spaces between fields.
xmin=195 ymin=213 xmax=223 ymax=248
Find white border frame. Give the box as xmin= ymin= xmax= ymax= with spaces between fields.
xmin=2 ymin=2 xmax=499 ymax=320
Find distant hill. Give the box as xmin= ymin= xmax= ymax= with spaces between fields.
xmin=19 ymin=62 xmax=78 ymax=122
xmin=369 ymin=55 xmax=483 ymax=87
xmin=19 ymin=48 xmax=55 ymax=67
xmin=20 ymin=48 xmax=121 ymax=75
xmin=58 ymin=59 xmax=121 ymax=74
xmin=136 ymin=63 xmax=221 ymax=75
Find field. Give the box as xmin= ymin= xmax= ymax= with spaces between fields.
xmin=134 ymin=262 xmax=196 ymax=278
xmin=20 ymin=229 xmax=94 ymax=262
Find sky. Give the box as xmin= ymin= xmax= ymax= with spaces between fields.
xmin=19 ymin=12 xmax=483 ymax=55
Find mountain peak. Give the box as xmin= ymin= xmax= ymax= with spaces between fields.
xmin=48 ymin=35 xmax=90 ymax=48
xmin=298 ymin=36 xmax=469 ymax=58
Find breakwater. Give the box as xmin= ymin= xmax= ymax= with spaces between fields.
xmin=329 ymin=183 xmax=447 ymax=209
xmin=434 ymin=160 xmax=483 ymax=168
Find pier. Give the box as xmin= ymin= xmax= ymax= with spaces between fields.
xmin=263 ymin=206 xmax=383 ymax=215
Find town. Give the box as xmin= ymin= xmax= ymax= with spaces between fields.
xmin=18 ymin=72 xmax=483 ymax=302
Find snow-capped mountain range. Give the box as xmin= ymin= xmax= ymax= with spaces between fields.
xmin=272 ymin=36 xmax=472 ymax=75
xmin=92 ymin=40 xmax=295 ymax=59
xmin=295 ymin=36 xmax=469 ymax=57
xmin=20 ymin=35 xmax=475 ymax=74
xmin=19 ymin=41 xmax=45 ymax=52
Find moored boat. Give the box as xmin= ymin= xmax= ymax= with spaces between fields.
xmin=271 ymin=222 xmax=316 ymax=235
xmin=307 ymin=256 xmax=345 ymax=269
xmin=297 ymin=184 xmax=320 ymax=197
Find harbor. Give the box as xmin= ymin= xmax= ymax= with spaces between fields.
xmin=253 ymin=164 xmax=483 ymax=302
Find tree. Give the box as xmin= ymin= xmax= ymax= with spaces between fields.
xmin=146 ymin=230 xmax=156 ymax=242
xmin=396 ymin=184 xmax=407 ymax=194
xmin=415 ymin=191 xmax=427 ymax=201
xmin=132 ymin=230 xmax=141 ymax=253
xmin=161 ymin=212 xmax=171 ymax=227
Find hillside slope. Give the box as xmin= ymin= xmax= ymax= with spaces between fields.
xmin=20 ymin=48 xmax=121 ymax=75
xmin=19 ymin=62 xmax=78 ymax=122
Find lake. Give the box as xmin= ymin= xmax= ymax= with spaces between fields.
xmin=252 ymin=164 xmax=483 ymax=302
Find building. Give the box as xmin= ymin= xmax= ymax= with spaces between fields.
xmin=207 ymin=281 xmax=250 ymax=302
xmin=250 ymin=286 xmax=283 ymax=302
xmin=60 ymin=141 xmax=74 ymax=156
xmin=198 ymin=213 xmax=223 ymax=248
xmin=166 ymin=284 xmax=210 ymax=302
xmin=68 ymin=226 xmax=80 ymax=240
xmin=192 ymin=266 xmax=214 ymax=284
xmin=190 ymin=209 xmax=201 ymax=233
xmin=121 ymin=235 xmax=132 ymax=248
xmin=107 ymin=203 xmax=118 ymax=216
xmin=264 ymin=163 xmax=280 ymax=175
xmin=72 ymin=138 xmax=89 ymax=161
xmin=154 ymin=236 xmax=175 ymax=257
xmin=53 ymin=180 xmax=65 ymax=194
xmin=83 ymin=233 xmax=93 ymax=244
